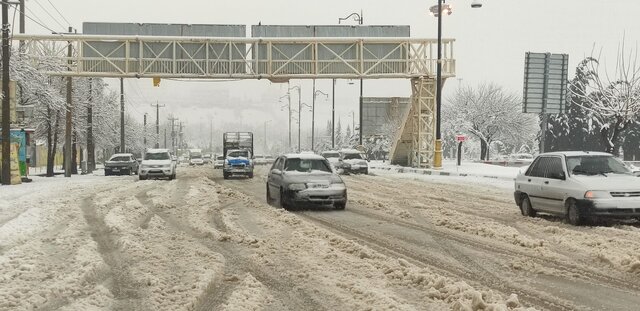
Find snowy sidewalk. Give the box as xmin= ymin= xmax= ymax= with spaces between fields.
xmin=369 ymin=160 xmax=527 ymax=181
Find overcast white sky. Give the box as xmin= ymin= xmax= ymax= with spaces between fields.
xmin=17 ymin=0 xmax=640 ymax=150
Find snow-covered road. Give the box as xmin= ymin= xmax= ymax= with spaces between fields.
xmin=2 ymin=166 xmax=640 ymax=310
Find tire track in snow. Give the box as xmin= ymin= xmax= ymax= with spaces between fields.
xmin=136 ymin=172 xmax=325 ymax=311
xmin=80 ymin=196 xmax=147 ymax=311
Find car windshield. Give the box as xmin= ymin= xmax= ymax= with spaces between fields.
xmin=228 ymin=150 xmax=249 ymax=158
xmin=322 ymin=152 xmax=340 ymax=158
xmin=145 ymin=152 xmax=170 ymax=160
xmin=566 ymin=155 xmax=631 ymax=175
xmin=109 ymin=156 xmax=131 ymax=162
xmin=191 ymin=153 xmax=202 ymax=159
xmin=342 ymin=153 xmax=364 ymax=160
xmin=284 ymin=158 xmax=332 ymax=173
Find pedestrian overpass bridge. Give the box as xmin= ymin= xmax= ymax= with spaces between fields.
xmin=12 ymin=33 xmax=456 ymax=168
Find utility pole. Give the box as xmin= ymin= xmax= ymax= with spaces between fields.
xmin=1 ymin=0 xmax=10 ymax=184
xmin=143 ymin=113 xmax=147 ymax=147
xmin=297 ymin=86 xmax=302 ymax=153
xmin=164 ymin=128 xmax=167 ymax=148
xmin=168 ymin=116 xmax=178 ymax=155
xmin=178 ymin=121 xmax=183 ymax=152
xmin=332 ymin=79 xmax=336 ymax=149
xmin=64 ymin=26 xmax=73 ymax=177
xmin=18 ymin=0 xmax=23 ymax=52
xmin=312 ymin=80 xmax=316 ymax=152
xmin=151 ymin=102 xmax=164 ymax=148
xmin=119 ymin=78 xmax=125 ymax=153
xmin=287 ymin=81 xmax=292 ymax=151
xmin=87 ymin=78 xmax=94 ymax=173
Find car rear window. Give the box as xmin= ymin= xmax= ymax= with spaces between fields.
xmin=145 ymin=152 xmax=170 ymax=160
xmin=109 ymin=156 xmax=131 ymax=161
xmin=342 ymin=153 xmax=364 ymax=160
xmin=284 ymin=158 xmax=332 ymax=173
xmin=322 ymin=152 xmax=340 ymax=158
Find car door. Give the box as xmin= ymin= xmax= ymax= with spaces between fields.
xmin=268 ymin=157 xmax=284 ymax=198
xmin=539 ymin=156 xmax=568 ymax=214
xmin=525 ymin=157 xmax=550 ymax=212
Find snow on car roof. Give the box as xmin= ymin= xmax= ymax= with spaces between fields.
xmin=340 ymin=148 xmax=363 ymax=153
xmin=111 ymin=153 xmax=133 ymax=157
xmin=284 ymin=153 xmax=325 ymax=160
xmin=540 ymin=151 xmax=612 ymax=157
xmin=145 ymin=148 xmax=170 ymax=153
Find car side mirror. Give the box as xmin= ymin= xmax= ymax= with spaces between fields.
xmin=557 ymin=171 xmax=566 ymax=180
xmin=338 ymin=158 xmax=343 ymax=162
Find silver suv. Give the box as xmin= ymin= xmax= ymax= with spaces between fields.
xmin=514 ymin=151 xmax=640 ymax=225
xmin=139 ymin=149 xmax=176 ymax=180
xmin=266 ymin=153 xmax=347 ymax=210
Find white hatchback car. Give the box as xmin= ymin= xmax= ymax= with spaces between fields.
xmin=514 ymin=151 xmax=640 ymax=225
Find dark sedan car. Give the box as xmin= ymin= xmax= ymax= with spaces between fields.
xmin=105 ymin=153 xmax=139 ymax=176
xmin=266 ymin=153 xmax=347 ymax=210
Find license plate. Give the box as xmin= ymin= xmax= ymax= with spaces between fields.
xmin=112 ymin=168 xmax=120 ymax=171
xmin=309 ymin=183 xmax=329 ymax=189
xmin=352 ymin=165 xmax=360 ymax=169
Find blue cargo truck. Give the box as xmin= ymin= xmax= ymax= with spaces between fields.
xmin=222 ymin=132 xmax=254 ymax=179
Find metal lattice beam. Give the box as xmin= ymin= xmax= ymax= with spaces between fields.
xmin=12 ymin=34 xmax=455 ymax=79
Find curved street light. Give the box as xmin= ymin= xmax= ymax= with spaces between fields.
xmin=432 ymin=0 xmax=481 ymax=168
xmin=339 ymin=11 xmax=364 ymax=147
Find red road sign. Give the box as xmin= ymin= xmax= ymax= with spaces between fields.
xmin=455 ymin=135 xmax=467 ymax=142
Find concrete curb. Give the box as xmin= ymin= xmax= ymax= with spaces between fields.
xmin=369 ymin=166 xmax=516 ymax=182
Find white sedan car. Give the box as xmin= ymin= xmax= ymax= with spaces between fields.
xmin=514 ymin=151 xmax=640 ymax=225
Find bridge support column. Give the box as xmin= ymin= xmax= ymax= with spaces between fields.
xmin=389 ymin=77 xmax=437 ymax=168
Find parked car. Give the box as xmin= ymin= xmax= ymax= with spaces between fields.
xmin=139 ymin=149 xmax=176 ymax=180
xmin=509 ymin=153 xmax=535 ymax=163
xmin=514 ymin=151 xmax=640 ymax=225
xmin=213 ymin=155 xmax=224 ymax=169
xmin=266 ymin=153 xmax=347 ymax=210
xmin=105 ymin=153 xmax=138 ymax=176
xmin=321 ymin=150 xmax=342 ymax=171
xmin=203 ymin=154 xmax=212 ymax=164
xmin=254 ymin=154 xmax=267 ymax=165
xmin=340 ymin=149 xmax=369 ymax=175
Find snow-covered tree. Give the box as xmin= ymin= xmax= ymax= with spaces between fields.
xmin=569 ymin=44 xmax=640 ymax=155
xmin=445 ymin=83 xmax=537 ymax=160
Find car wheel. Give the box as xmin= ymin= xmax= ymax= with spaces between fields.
xmin=566 ymin=199 xmax=583 ymax=226
xmin=364 ymin=169 xmax=369 ymax=175
xmin=266 ymin=184 xmax=273 ymax=205
xmin=105 ymin=171 xmax=110 ymax=176
xmin=223 ymin=172 xmax=229 ymax=180
xmin=520 ymin=195 xmax=537 ymax=217
xmin=248 ymin=172 xmax=254 ymax=179
xmin=280 ymin=188 xmax=291 ymax=210
xmin=127 ymin=169 xmax=132 ymax=176
xmin=334 ymin=202 xmax=346 ymax=210
xmin=139 ymin=175 xmax=146 ymax=181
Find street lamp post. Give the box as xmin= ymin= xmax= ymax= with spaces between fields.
xmin=431 ymin=1 xmax=480 ymax=168
xmin=339 ymin=11 xmax=364 ymax=146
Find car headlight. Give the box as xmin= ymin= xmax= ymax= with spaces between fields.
xmin=140 ymin=164 xmax=149 ymax=169
xmin=331 ymin=182 xmax=346 ymax=190
xmin=584 ymin=190 xmax=610 ymax=199
xmin=288 ymin=183 xmax=307 ymax=191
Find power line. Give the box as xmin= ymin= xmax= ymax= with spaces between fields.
xmin=13 ymin=4 xmax=57 ymax=33
xmin=32 ymin=0 xmax=66 ymax=31
xmin=45 ymin=0 xmax=71 ymax=26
